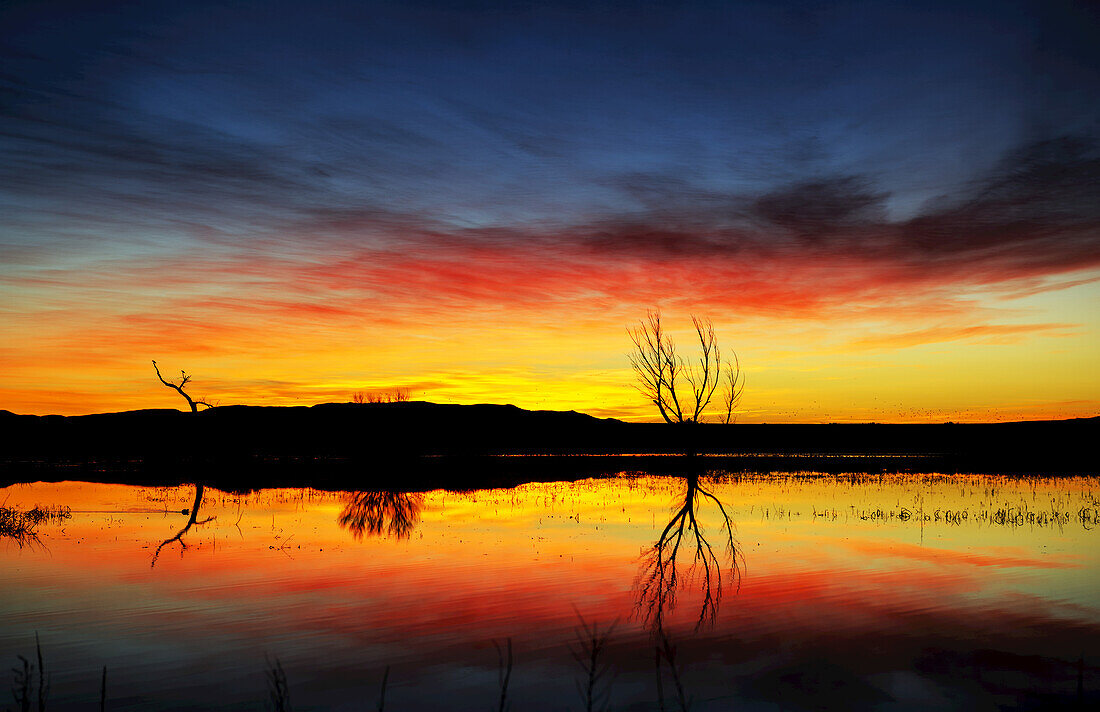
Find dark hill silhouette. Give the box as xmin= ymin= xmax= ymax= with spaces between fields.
xmin=0 ymin=401 xmax=1095 ymax=489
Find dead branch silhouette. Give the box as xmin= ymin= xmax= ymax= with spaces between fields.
xmin=151 ymin=360 xmax=213 ymax=413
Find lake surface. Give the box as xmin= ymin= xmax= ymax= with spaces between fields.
xmin=2 ymin=472 xmax=1098 ymax=710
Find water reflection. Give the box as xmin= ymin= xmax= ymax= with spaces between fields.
xmin=3 ymin=475 xmax=1097 ymax=711
xmin=151 ymin=483 xmax=215 ymax=567
xmin=339 ymin=491 xmax=424 ymax=540
xmin=635 ymin=471 xmax=741 ymax=632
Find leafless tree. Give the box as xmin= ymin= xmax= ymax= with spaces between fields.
xmin=351 ymin=388 xmax=411 ymax=404
xmin=628 ymin=310 xmax=743 ymax=424
xmin=722 ymin=352 xmax=745 ymax=425
xmin=152 ymin=360 xmax=213 ymax=413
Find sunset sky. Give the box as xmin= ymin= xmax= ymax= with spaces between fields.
xmin=2 ymin=0 xmax=1098 ymax=421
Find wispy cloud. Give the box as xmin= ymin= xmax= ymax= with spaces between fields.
xmin=2 ymin=0 xmax=1098 ymax=417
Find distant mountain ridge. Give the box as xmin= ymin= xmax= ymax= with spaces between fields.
xmin=4 ymin=400 xmax=1095 ymax=426
xmin=0 ymin=401 xmax=1095 ymax=483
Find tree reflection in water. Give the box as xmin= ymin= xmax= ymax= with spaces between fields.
xmin=151 ymin=483 xmax=215 ymax=567
xmin=635 ymin=472 xmax=742 ymax=633
xmin=339 ymin=491 xmax=424 ymax=540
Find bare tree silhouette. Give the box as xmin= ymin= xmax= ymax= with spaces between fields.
xmin=351 ymin=388 xmax=411 ymax=404
xmin=152 ymin=360 xmax=213 ymax=413
xmin=628 ymin=310 xmax=744 ymax=424
xmin=634 ymin=472 xmax=742 ymax=633
xmin=338 ymin=491 xmax=424 ymax=540
xmin=151 ymin=484 xmax=215 ymax=567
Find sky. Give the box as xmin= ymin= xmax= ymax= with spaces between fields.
xmin=1 ymin=0 xmax=1098 ymax=421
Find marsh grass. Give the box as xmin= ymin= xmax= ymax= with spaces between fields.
xmin=654 ymin=631 xmax=692 ymax=712
xmin=493 ymin=638 xmax=514 ymax=712
xmin=266 ymin=657 xmax=290 ymax=712
xmin=0 ymin=506 xmax=70 ymax=548
xmin=571 ymin=616 xmax=617 ymax=712
xmin=7 ymin=639 xmax=1094 ymax=711
xmin=724 ymin=472 xmax=1100 ymax=531
xmin=10 ymin=633 xmax=48 ymax=712
xmin=375 ymin=665 xmax=389 ymax=712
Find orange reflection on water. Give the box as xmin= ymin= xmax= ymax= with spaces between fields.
xmin=1 ymin=473 xmax=1098 ymax=710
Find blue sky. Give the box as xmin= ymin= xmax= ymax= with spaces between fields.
xmin=4 ymin=0 xmax=1095 ymax=253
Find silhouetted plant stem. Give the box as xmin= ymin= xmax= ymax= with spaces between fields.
xmin=266 ymin=657 xmax=291 ymax=712
xmin=655 ymin=632 xmax=691 ymax=712
xmin=571 ymin=615 xmax=617 ymax=712
xmin=13 ymin=654 xmax=32 ymax=712
xmin=493 ymin=638 xmax=513 ymax=712
xmin=35 ymin=632 xmax=48 ymax=712
xmin=100 ymin=666 xmax=106 ymax=712
xmin=376 ymin=665 xmax=389 ymax=712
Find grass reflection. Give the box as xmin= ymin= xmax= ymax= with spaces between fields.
xmin=0 ymin=504 xmax=70 ymax=549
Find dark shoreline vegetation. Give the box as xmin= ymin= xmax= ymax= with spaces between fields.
xmin=1 ymin=402 xmax=1097 ymax=490
xmin=0 ymin=402 xmax=1095 ymax=490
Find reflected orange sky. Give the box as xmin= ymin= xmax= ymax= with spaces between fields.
xmin=3 ymin=474 xmax=1099 ymax=710
xmin=4 ymin=474 xmax=1097 ymax=633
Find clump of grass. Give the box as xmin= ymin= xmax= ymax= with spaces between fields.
xmin=266 ymin=657 xmax=291 ymax=712
xmin=0 ymin=505 xmax=71 ymax=547
xmin=10 ymin=632 xmax=49 ymax=712
xmin=571 ymin=615 xmax=617 ymax=712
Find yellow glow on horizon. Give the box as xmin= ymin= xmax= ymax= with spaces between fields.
xmin=3 ymin=267 xmax=1098 ymax=422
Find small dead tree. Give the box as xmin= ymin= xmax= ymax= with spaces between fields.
xmin=352 ymin=388 xmax=411 ymax=404
xmin=152 ymin=360 xmax=212 ymax=413
xmin=721 ymin=352 xmax=745 ymax=425
xmin=628 ymin=310 xmax=744 ymax=424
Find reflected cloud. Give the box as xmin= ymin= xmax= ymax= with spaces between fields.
xmin=339 ymin=491 xmax=424 ymax=541
xmin=634 ymin=472 xmax=742 ymax=633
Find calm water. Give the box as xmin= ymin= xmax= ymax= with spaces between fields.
xmin=2 ymin=472 xmax=1098 ymax=711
